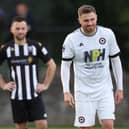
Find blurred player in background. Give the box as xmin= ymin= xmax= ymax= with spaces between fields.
xmin=12 ymin=2 xmax=35 ymax=31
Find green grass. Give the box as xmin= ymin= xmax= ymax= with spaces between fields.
xmin=0 ymin=126 xmax=128 ymax=129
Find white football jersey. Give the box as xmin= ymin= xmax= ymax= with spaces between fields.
xmin=62 ymin=26 xmax=120 ymax=99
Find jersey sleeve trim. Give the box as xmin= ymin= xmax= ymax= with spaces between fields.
xmin=62 ymin=57 xmax=74 ymax=61
xmin=109 ymin=52 xmax=120 ymax=58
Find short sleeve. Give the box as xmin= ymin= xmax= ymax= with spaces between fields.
xmin=62 ymin=35 xmax=74 ymax=60
xmin=37 ymin=42 xmax=51 ymax=63
xmin=109 ymin=30 xmax=120 ymax=57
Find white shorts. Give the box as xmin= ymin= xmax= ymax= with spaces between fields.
xmin=74 ymin=90 xmax=115 ymax=127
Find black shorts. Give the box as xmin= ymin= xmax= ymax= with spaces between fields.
xmin=11 ymin=96 xmax=47 ymax=123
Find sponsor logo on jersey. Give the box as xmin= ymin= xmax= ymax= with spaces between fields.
xmin=11 ymin=59 xmax=27 ymax=64
xmin=99 ymin=37 xmax=106 ymax=45
xmin=78 ymin=116 xmax=85 ymax=123
xmin=10 ymin=56 xmax=33 ymax=65
xmin=85 ymin=62 xmax=104 ymax=69
xmin=84 ymin=48 xmax=105 ymax=62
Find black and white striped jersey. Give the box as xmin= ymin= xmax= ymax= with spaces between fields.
xmin=0 ymin=39 xmax=51 ymax=100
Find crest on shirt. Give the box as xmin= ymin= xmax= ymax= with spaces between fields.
xmin=78 ymin=116 xmax=85 ymax=123
xmin=28 ymin=56 xmax=33 ymax=63
xmin=99 ymin=37 xmax=106 ymax=45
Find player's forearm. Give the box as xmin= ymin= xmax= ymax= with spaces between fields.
xmin=61 ymin=60 xmax=72 ymax=93
xmin=43 ymin=59 xmax=56 ymax=88
xmin=0 ymin=74 xmax=7 ymax=89
xmin=111 ymin=56 xmax=123 ymax=90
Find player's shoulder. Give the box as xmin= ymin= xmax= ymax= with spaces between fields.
xmin=27 ymin=39 xmax=38 ymax=45
xmin=65 ymin=28 xmax=81 ymax=40
xmin=98 ymin=25 xmax=114 ymax=34
xmin=27 ymin=39 xmax=44 ymax=47
xmin=71 ymin=28 xmax=81 ymax=35
xmin=0 ymin=40 xmax=14 ymax=49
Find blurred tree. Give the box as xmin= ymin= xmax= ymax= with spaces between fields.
xmin=0 ymin=0 xmax=129 ymax=63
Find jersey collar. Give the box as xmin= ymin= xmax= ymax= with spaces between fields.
xmin=80 ymin=26 xmax=98 ymax=37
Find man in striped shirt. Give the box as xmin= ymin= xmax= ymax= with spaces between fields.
xmin=0 ymin=16 xmax=56 ymax=129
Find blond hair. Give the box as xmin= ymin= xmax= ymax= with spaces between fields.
xmin=78 ymin=5 xmax=96 ymax=16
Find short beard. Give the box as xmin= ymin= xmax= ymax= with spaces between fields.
xmin=15 ymin=35 xmax=25 ymax=41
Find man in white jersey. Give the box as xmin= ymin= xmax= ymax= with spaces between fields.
xmin=61 ymin=5 xmax=123 ymax=129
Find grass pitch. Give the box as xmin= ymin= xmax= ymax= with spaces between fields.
xmin=0 ymin=126 xmax=128 ymax=129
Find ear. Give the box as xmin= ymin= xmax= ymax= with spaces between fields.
xmin=27 ymin=25 xmax=31 ymax=32
xmin=10 ymin=25 xmax=13 ymax=34
xmin=96 ymin=14 xmax=98 ymax=22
